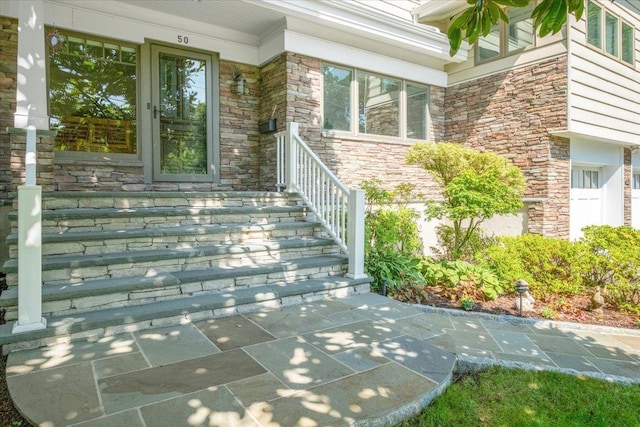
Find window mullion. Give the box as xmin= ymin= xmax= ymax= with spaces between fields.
xmin=351 ymin=69 xmax=357 ymax=135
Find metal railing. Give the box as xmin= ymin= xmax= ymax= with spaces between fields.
xmin=276 ymin=123 xmax=365 ymax=278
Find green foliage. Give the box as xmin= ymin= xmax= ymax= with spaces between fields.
xmin=362 ymin=179 xmax=425 ymax=295
xmin=580 ymin=226 xmax=640 ymax=312
xmin=479 ymin=234 xmax=586 ymax=301
xmin=480 ymin=227 xmax=640 ymax=312
xmin=363 ymin=179 xmax=423 ymax=257
xmin=365 ymin=249 xmax=425 ymax=295
xmin=459 ymin=296 xmax=475 ymax=311
xmin=540 ymin=305 xmax=559 ymax=320
xmin=421 ymin=258 xmax=502 ymax=301
xmin=406 ymin=142 xmax=524 ymax=260
xmin=447 ymin=0 xmax=586 ymax=56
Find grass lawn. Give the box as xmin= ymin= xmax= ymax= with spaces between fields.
xmin=399 ymin=366 xmax=640 ymax=427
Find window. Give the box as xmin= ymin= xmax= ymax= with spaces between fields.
xmin=358 ymin=72 xmax=400 ymax=137
xmin=48 ymin=29 xmax=137 ymax=154
xmin=322 ymin=63 xmax=429 ymax=140
xmin=587 ymin=1 xmax=635 ymax=66
xmin=633 ymin=172 xmax=640 ymax=190
xmin=477 ymin=3 xmax=534 ymax=63
xmin=572 ymin=169 xmax=601 ymax=189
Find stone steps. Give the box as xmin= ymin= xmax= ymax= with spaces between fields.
xmin=0 ymin=254 xmax=349 ymax=320
xmin=0 ymin=191 xmax=371 ymax=350
xmin=0 ymin=274 xmax=373 ymax=352
xmin=7 ymin=220 xmax=320 ymax=257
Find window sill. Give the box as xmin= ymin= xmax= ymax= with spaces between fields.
xmin=55 ymin=151 xmax=142 ymax=167
xmin=321 ymin=130 xmax=427 ymax=146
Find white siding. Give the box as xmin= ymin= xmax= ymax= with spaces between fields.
xmin=568 ymin=0 xmax=640 ymax=144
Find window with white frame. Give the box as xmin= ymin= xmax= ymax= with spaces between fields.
xmin=322 ymin=63 xmax=429 ymax=140
xmin=633 ymin=172 xmax=640 ymax=189
xmin=477 ymin=3 xmax=535 ymax=63
xmin=587 ymin=0 xmax=635 ymax=66
xmin=572 ymin=168 xmax=601 ymax=189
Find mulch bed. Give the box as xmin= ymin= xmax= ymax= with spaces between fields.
xmin=403 ymin=287 xmax=640 ymax=330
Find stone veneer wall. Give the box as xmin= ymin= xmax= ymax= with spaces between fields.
xmin=445 ymin=56 xmax=570 ymax=238
xmin=258 ymin=52 xmax=446 ymax=192
xmin=259 ymin=53 xmax=288 ymax=190
xmin=219 ymin=61 xmax=261 ymax=190
xmin=0 ymin=17 xmax=17 ymax=200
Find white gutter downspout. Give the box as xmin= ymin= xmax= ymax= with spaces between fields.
xmin=13 ymin=0 xmax=48 ymax=334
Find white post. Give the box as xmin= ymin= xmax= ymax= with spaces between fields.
xmin=347 ymin=189 xmax=366 ymax=279
xmin=13 ymin=185 xmax=46 ymax=333
xmin=13 ymin=0 xmax=48 ymax=333
xmin=14 ymin=0 xmax=49 ymax=129
xmin=285 ymin=122 xmax=299 ymax=193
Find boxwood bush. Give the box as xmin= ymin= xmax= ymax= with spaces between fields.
xmin=478 ymin=226 xmax=640 ymax=313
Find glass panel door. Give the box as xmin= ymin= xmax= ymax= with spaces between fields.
xmin=152 ymin=46 xmax=214 ymax=181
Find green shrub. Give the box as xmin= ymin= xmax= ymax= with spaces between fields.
xmin=363 ymin=179 xmax=425 ymax=296
xmin=406 ymin=142 xmax=525 ymax=260
xmin=433 ymin=224 xmax=496 ymax=261
xmin=478 ymin=234 xmax=586 ymax=301
xmin=365 ymin=248 xmax=425 ymax=295
xmin=362 ymin=179 xmax=423 ymax=257
xmin=421 ymin=258 xmax=502 ymax=301
xmin=580 ymin=226 xmax=640 ymax=313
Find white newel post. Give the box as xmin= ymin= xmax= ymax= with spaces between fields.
xmin=285 ymin=122 xmax=299 ymax=193
xmin=13 ymin=0 xmax=48 ymax=334
xmin=347 ymin=189 xmax=366 ymax=279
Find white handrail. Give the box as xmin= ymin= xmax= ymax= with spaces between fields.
xmin=276 ymin=122 xmax=365 ymax=278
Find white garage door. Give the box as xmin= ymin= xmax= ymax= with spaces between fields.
xmin=571 ymin=168 xmax=602 ymax=239
xmin=633 ymin=171 xmax=640 ymax=229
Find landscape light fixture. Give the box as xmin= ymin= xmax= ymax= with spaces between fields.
xmin=515 ymin=279 xmax=529 ymax=317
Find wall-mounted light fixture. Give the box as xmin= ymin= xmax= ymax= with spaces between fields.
xmin=232 ymin=67 xmax=246 ymax=95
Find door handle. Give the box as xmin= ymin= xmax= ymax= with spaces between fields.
xmin=153 ymin=106 xmax=161 ymax=119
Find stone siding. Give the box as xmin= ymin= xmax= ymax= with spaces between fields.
xmin=445 ymin=56 xmax=570 ymax=237
xmin=0 ymin=17 xmax=17 ymax=200
xmin=219 ymin=60 xmax=261 ymax=190
xmin=259 ymin=53 xmax=288 ymax=190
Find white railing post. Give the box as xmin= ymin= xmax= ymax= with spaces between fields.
xmin=14 ymin=108 xmax=46 ymax=334
xmin=347 ymin=189 xmax=366 ymax=279
xmin=285 ymin=122 xmax=299 ymax=193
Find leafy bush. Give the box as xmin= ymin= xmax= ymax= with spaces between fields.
xmin=580 ymin=226 xmax=640 ymax=313
xmin=406 ymin=142 xmax=525 ymax=260
xmin=433 ymin=223 xmax=496 ymax=261
xmin=362 ymin=179 xmax=425 ymax=296
xmin=478 ymin=234 xmax=586 ymax=301
xmin=362 ymin=179 xmax=423 ymax=257
xmin=421 ymin=258 xmax=502 ymax=301
xmin=365 ymin=248 xmax=425 ymax=295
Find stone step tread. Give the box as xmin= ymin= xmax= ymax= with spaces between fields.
xmin=2 ymin=237 xmax=336 ymax=273
xmin=0 ymin=275 xmax=373 ymax=347
xmin=8 ymin=205 xmax=306 ymax=221
xmin=6 ymin=221 xmax=320 ymax=245
xmin=0 ymin=255 xmax=348 ymax=306
xmin=41 ymin=190 xmax=297 ymax=200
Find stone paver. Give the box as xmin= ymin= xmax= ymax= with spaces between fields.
xmin=5 ymin=294 xmax=640 ymax=427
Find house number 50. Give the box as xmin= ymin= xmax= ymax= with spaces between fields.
xmin=177 ymin=35 xmax=189 ymax=44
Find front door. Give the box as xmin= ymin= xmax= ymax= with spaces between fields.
xmin=151 ymin=45 xmax=218 ymax=182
